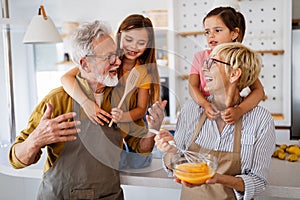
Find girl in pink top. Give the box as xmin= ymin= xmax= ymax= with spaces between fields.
xmin=189 ymin=7 xmax=265 ymax=124
xmin=190 ymin=49 xmax=211 ymax=97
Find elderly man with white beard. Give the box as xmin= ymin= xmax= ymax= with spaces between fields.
xmin=8 ymin=20 xmax=166 ymax=200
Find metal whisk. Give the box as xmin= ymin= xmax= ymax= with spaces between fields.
xmin=150 ymin=129 xmax=202 ymax=163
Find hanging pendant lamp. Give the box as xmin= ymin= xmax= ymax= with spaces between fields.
xmin=23 ymin=5 xmax=62 ymax=44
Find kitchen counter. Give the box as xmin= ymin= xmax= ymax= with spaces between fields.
xmin=119 ymin=158 xmax=300 ymax=199
xmin=1 ymin=146 xmax=300 ymax=199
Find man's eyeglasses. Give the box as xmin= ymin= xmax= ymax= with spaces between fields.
xmin=86 ymin=50 xmax=123 ymax=65
xmin=204 ymin=58 xmax=231 ymax=70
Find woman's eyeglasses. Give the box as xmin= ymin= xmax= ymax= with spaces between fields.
xmin=204 ymin=58 xmax=231 ymax=70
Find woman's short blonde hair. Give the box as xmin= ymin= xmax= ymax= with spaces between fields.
xmin=211 ymin=42 xmax=261 ymax=91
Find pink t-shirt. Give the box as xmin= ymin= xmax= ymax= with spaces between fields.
xmin=189 ymin=49 xmax=212 ymax=97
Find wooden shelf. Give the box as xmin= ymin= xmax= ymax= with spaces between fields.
xmin=178 ymin=31 xmax=205 ymax=37
xmin=55 ymin=61 xmax=74 ymax=66
xmin=292 ymin=19 xmax=300 ymax=29
xmin=255 ymin=50 xmax=284 ymax=55
xmin=179 ymin=75 xmax=189 ymax=80
xmin=177 ymin=31 xmax=285 ymax=56
xmin=292 ymin=19 xmax=300 ymax=25
xmin=272 ymin=113 xmax=285 ymax=121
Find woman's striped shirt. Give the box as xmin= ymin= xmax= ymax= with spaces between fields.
xmin=173 ymin=100 xmax=276 ymax=200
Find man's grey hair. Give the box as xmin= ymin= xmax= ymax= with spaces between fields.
xmin=70 ymin=20 xmax=112 ymax=65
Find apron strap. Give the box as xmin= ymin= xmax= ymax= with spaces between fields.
xmin=233 ymin=117 xmax=242 ymax=153
xmin=188 ymin=112 xmax=207 ymax=147
xmin=188 ymin=112 xmax=243 ymax=154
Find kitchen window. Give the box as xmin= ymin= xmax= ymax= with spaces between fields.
xmin=33 ymin=43 xmax=74 ymax=103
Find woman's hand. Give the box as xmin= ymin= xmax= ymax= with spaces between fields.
xmin=154 ymin=130 xmax=177 ymax=154
xmin=174 ymin=177 xmax=204 ymax=188
xmin=81 ymin=99 xmax=111 ymax=125
xmin=174 ymin=173 xmax=219 ymax=188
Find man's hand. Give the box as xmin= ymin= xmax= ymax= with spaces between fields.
xmin=15 ymin=103 xmax=81 ymax=165
xmin=146 ymin=100 xmax=168 ymax=131
xmin=28 ymin=103 xmax=81 ymax=147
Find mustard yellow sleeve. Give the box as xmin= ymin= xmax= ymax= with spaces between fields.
xmin=9 ymin=87 xmax=72 ymax=171
xmin=139 ymin=74 xmax=151 ymax=89
xmin=9 ymin=145 xmax=27 ymax=169
xmin=9 ymin=143 xmax=42 ymax=169
xmin=9 ymin=100 xmax=46 ymax=169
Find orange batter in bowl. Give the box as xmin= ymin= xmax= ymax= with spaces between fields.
xmin=174 ymin=162 xmax=215 ymax=184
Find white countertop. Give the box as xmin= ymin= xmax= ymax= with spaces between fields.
xmin=1 ymin=146 xmax=300 ymax=199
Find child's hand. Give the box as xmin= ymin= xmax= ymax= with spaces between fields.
xmin=203 ymin=102 xmax=220 ymax=120
xmin=111 ymin=108 xmax=124 ymax=123
xmin=81 ymin=99 xmax=111 ymax=125
xmin=221 ymin=106 xmax=242 ymax=124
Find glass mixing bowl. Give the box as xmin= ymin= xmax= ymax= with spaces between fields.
xmin=167 ymin=152 xmax=218 ymax=184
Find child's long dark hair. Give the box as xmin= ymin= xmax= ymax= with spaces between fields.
xmin=203 ymin=7 xmax=246 ymax=42
xmin=116 ymin=14 xmax=161 ymax=105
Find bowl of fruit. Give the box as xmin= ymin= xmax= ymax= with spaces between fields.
xmin=166 ymin=152 xmax=218 ymax=184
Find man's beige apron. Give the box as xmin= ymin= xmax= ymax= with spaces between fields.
xmin=181 ymin=113 xmax=242 ymax=200
xmin=37 ymin=101 xmax=124 ymax=200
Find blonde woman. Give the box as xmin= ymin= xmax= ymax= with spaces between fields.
xmin=154 ymin=43 xmax=275 ymax=200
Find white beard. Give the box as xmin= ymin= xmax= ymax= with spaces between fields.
xmin=97 ymin=73 xmax=118 ymax=87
